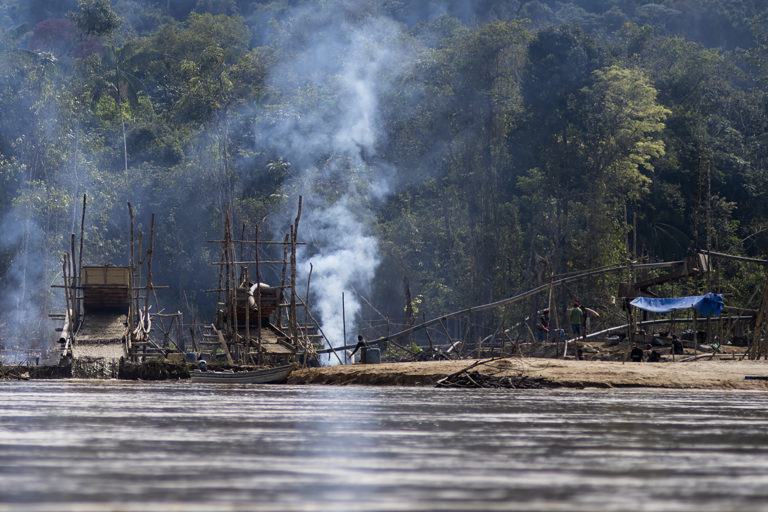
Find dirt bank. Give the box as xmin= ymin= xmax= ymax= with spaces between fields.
xmin=287 ymin=357 xmax=768 ymax=389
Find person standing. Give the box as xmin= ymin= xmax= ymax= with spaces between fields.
xmin=349 ymin=334 xmax=369 ymax=363
xmin=537 ymin=309 xmax=550 ymax=342
xmin=569 ymin=302 xmax=583 ymax=339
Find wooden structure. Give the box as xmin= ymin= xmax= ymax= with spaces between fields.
xmin=200 ymin=198 xmax=325 ymax=367
xmin=617 ymin=253 xmax=710 ymax=300
xmin=318 ymin=251 xmax=761 ymax=360
xmin=749 ymin=265 xmax=768 ymax=359
xmin=54 ymin=196 xmax=174 ymax=365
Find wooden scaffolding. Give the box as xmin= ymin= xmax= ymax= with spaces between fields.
xmin=202 ymin=197 xmax=325 ymax=366
xmin=54 ymin=196 xmax=174 ymax=363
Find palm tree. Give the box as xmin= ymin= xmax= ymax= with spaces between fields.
xmin=89 ymin=43 xmax=146 ymax=173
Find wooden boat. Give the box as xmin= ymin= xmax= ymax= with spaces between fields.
xmin=189 ymin=365 xmax=292 ymax=384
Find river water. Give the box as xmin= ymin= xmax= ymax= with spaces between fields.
xmin=1 ymin=382 xmax=768 ymax=512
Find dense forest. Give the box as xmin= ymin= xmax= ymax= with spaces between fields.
xmin=1 ymin=0 xmax=766 ymax=349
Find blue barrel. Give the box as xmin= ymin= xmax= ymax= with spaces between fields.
xmin=362 ymin=347 xmax=380 ymax=364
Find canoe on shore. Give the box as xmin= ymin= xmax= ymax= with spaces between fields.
xmin=190 ymin=365 xmax=292 ymax=384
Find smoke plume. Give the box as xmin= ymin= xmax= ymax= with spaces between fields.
xmin=251 ymin=2 xmax=416 ymax=354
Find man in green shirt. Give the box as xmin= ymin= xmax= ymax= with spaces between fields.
xmin=569 ymin=302 xmax=583 ymax=338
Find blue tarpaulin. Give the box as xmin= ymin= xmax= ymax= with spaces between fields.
xmin=630 ymin=292 xmax=724 ymax=317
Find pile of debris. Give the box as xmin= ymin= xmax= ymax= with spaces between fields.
xmin=436 ymin=370 xmax=553 ymax=389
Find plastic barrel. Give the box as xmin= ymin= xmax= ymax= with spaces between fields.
xmin=362 ymin=347 xmax=380 ymax=364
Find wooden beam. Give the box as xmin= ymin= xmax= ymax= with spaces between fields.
xmin=213 ymin=324 xmax=234 ymax=365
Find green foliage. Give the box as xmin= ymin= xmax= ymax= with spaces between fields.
xmin=3 ymin=1 xmax=768 ymax=345
xmin=70 ymin=0 xmax=121 ymax=37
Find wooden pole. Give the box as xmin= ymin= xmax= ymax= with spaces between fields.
xmin=62 ymin=255 xmax=70 ymax=313
xmin=276 ymin=233 xmax=289 ymax=329
xmin=291 ymin=295 xmax=342 ymax=364
xmin=633 ymin=211 xmax=637 ymax=261
xmin=290 ymin=197 xmax=302 ymax=353
xmin=289 ymin=225 xmax=297 ymax=351
xmin=342 ymin=291 xmax=347 ymax=363
xmin=240 ymin=222 xmax=246 ymax=261
xmin=303 ymin=262 xmax=313 ymax=367
xmin=624 ymin=204 xmax=630 ymax=282
xmin=228 ymin=206 xmax=238 ymax=362
xmin=143 ymin=214 xmax=154 ymax=329
xmin=694 ymin=156 xmax=701 ymax=252
xmin=706 ymin=160 xmax=712 ymax=344
xmin=69 ymin=233 xmax=76 ymax=318
xmin=216 ymin=251 xmax=224 ymax=320
xmin=424 ymin=312 xmax=435 ymax=352
xmin=692 ymin=308 xmax=697 ymax=356
xmin=462 ymin=310 xmax=471 ymax=351
xmin=749 ymin=271 xmax=768 ymax=359
xmin=128 ymin=203 xmax=135 ymax=356
xmin=254 ymin=225 xmax=262 ymax=358
xmin=77 ymin=194 xmax=86 ymax=322
xmin=223 ymin=205 xmax=232 ymax=350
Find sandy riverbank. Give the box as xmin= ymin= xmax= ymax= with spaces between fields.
xmin=287 ymin=357 xmax=768 ymax=389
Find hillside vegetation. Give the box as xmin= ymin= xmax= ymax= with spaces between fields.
xmin=1 ymin=0 xmax=766 ymax=346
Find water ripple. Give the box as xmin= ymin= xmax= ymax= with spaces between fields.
xmin=1 ymin=382 xmax=768 ymax=511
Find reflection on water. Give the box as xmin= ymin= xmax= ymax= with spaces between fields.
xmin=1 ymin=381 xmax=768 ymax=511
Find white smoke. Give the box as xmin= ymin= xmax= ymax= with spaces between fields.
xmin=253 ymin=3 xmax=415 ymax=354
xmin=0 ymin=205 xmax=49 ymax=349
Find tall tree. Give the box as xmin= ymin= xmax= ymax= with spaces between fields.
xmin=70 ymin=0 xmax=121 ymax=38
xmin=84 ymin=42 xmax=145 ymax=173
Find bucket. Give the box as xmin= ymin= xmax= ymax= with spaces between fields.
xmin=362 ymin=347 xmax=380 ymax=364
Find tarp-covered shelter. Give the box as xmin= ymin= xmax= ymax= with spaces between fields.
xmin=630 ymin=293 xmax=724 ymax=317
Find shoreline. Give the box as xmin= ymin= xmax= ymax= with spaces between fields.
xmin=287 ymin=357 xmax=768 ymax=390
xmin=3 ymin=356 xmax=768 ymax=390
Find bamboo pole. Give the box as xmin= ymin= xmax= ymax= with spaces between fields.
xmin=77 ymin=194 xmax=86 ymax=322
xmin=303 ymin=262 xmax=313 ymax=367
xmin=206 ymin=239 xmax=306 ymax=245
xmin=254 ymin=225 xmax=261 ymax=357
xmin=210 ymin=260 xmax=291 ymax=265
xmin=706 ymin=160 xmax=712 ymax=345
xmin=228 ymin=207 xmax=238 ymax=362
xmin=342 ymin=291 xmax=347 ymax=363
xmin=694 ymin=156 xmax=701 ymax=252
xmin=245 ymin=284 xmax=251 ymax=364
xmin=62 ymin=256 xmax=71 ymax=332
xmin=240 ymin=222 xmax=246 ymax=262
xmin=424 ymin=312 xmax=435 ymax=352
xmin=223 ymin=205 xmax=232 ymax=348
xmin=276 ymin=233 xmax=289 ymax=329
xmin=698 ymin=251 xmax=767 ymax=265
xmin=290 ymin=196 xmax=302 ymax=353
xmin=128 ymin=203 xmax=135 ymax=358
xmin=69 ymin=233 xmax=76 ymax=322
xmin=143 ymin=214 xmax=154 ymax=332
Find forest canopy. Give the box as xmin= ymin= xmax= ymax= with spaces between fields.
xmin=0 ymin=0 xmax=766 ymax=347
